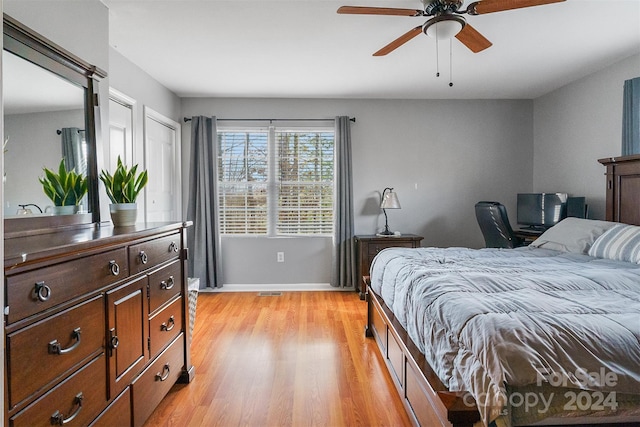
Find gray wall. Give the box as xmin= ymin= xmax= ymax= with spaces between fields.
xmin=533 ymin=53 xmax=640 ymax=220
xmin=4 ymin=1 xmax=109 ymax=70
xmin=182 ymin=98 xmax=534 ymax=285
xmin=109 ymin=48 xmax=181 ymax=124
xmin=107 ymin=48 xmax=182 ymax=221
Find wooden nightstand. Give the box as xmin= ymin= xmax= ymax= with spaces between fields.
xmin=354 ymin=234 xmax=424 ymax=299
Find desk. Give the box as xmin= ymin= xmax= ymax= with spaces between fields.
xmin=354 ymin=234 xmax=424 ymax=299
xmin=513 ymin=229 xmax=543 ymax=245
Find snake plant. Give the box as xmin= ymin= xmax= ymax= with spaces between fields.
xmin=39 ymin=159 xmax=88 ymax=206
xmin=99 ymin=156 xmax=148 ymax=204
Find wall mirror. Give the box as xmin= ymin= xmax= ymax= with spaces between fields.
xmin=3 ymin=14 xmax=106 ymax=237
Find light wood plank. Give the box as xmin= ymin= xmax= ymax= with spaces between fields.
xmin=143 ymin=291 xmax=411 ymax=427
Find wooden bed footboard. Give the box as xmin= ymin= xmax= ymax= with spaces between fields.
xmin=364 ymin=276 xmax=480 ymax=427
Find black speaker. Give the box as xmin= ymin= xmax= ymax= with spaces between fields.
xmin=567 ymin=197 xmax=587 ymax=218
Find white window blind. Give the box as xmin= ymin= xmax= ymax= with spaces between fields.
xmin=218 ymin=126 xmax=334 ymax=236
xmin=218 ymin=131 xmax=268 ymax=234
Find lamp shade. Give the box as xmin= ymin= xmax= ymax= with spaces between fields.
xmin=381 ymin=189 xmax=401 ymax=209
xmin=423 ymin=16 xmax=465 ymax=40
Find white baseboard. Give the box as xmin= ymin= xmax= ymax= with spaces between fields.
xmin=199 ymin=283 xmax=355 ymax=293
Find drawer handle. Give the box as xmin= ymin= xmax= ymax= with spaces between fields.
xmin=169 ymin=241 xmax=179 ymax=253
xmin=109 ymin=328 xmax=120 ymax=350
xmin=50 ymin=392 xmax=83 ymax=425
xmin=161 ymin=315 xmax=175 ymax=332
xmin=34 ymin=281 xmax=52 ymax=302
xmin=139 ymin=251 xmax=148 ymax=264
xmin=155 ymin=363 xmax=171 ymax=382
xmin=109 ymin=260 xmax=120 ymax=276
xmin=48 ymin=328 xmax=82 ymax=355
xmin=161 ymin=276 xmax=175 ymax=290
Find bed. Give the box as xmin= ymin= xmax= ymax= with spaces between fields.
xmin=364 ymin=154 xmax=640 ymax=427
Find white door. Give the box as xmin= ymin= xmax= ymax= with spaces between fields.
xmin=106 ymin=89 xmax=136 ymax=221
xmin=144 ymin=107 xmax=181 ymax=222
xmin=108 ymin=90 xmax=135 ymax=171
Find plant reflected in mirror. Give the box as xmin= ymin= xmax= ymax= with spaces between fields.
xmin=3 ymin=49 xmax=87 ymax=217
xmin=39 ymin=158 xmax=88 ymax=212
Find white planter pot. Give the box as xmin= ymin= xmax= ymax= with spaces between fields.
xmin=109 ymin=203 xmax=138 ymax=227
xmin=52 ymin=205 xmax=78 ymax=215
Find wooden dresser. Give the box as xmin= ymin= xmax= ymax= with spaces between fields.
xmin=354 ymin=234 xmax=424 ymax=299
xmin=4 ymin=222 xmax=193 ymax=426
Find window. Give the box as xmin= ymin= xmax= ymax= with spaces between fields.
xmin=218 ymin=126 xmax=334 ymax=236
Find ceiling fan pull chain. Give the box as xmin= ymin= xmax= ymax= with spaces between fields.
xmin=435 ymin=36 xmax=440 ymax=77
xmin=449 ymin=39 xmax=453 ymax=86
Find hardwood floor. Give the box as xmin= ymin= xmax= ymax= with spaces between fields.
xmin=143 ymin=291 xmax=412 ymax=427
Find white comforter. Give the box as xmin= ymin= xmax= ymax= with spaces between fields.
xmin=369 ymin=246 xmax=640 ymax=425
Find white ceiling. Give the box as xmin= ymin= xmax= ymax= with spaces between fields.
xmin=104 ymin=0 xmax=640 ymax=100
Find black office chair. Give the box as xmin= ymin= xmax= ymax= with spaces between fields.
xmin=474 ymin=201 xmax=524 ymax=249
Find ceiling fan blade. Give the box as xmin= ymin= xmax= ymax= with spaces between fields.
xmin=337 ymin=6 xmax=423 ymax=17
xmin=373 ymin=26 xmax=423 ymax=56
xmin=469 ymin=0 xmax=565 ymax=15
xmin=455 ymin=24 xmax=492 ymax=53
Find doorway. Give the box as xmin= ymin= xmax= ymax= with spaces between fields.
xmin=143 ymin=106 xmax=182 ymax=222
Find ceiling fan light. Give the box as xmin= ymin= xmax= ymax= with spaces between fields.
xmin=424 ymin=17 xmax=464 ymax=40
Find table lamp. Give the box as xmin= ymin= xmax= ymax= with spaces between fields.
xmin=379 ymin=187 xmax=401 ymax=235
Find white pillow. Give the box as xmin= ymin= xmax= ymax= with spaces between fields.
xmin=588 ymin=224 xmax=640 ymax=263
xmin=529 ymin=217 xmax=618 ymax=254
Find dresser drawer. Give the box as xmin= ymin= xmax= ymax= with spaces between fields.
xmin=6 ymin=248 xmax=127 ymax=324
xmin=148 ymin=260 xmax=182 ymax=314
xmin=131 ymin=334 xmax=184 ymax=427
xmin=7 ymin=295 xmax=105 ymax=409
xmin=129 ymin=233 xmax=181 ymax=275
xmin=89 ymin=387 xmax=131 ymax=427
xmin=368 ymin=241 xmax=414 ymax=256
xmin=10 ymin=354 xmax=107 ymax=427
xmin=149 ymin=296 xmax=183 ymax=359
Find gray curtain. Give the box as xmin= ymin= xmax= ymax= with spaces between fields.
xmin=61 ymin=127 xmax=82 ymax=172
xmin=622 ymin=77 xmax=640 ymax=156
xmin=331 ymin=116 xmax=356 ymax=288
xmin=186 ymin=116 xmax=223 ymax=289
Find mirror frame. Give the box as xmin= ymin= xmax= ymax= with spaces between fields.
xmin=3 ymin=13 xmax=107 ymax=237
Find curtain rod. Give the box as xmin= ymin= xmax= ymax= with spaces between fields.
xmin=183 ymin=117 xmax=355 ymax=123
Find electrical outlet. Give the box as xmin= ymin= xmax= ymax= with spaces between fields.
xmin=277 ymin=252 xmax=285 ymax=263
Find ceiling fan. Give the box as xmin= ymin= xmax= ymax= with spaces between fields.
xmin=337 ymin=0 xmax=566 ymax=56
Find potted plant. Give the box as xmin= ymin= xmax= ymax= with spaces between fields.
xmin=100 ymin=156 xmax=148 ymax=226
xmin=39 ymin=158 xmax=88 ymax=215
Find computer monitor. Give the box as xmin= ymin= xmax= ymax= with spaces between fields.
xmin=517 ymin=193 xmax=568 ymax=229
xmin=566 ymin=196 xmax=587 ymax=218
